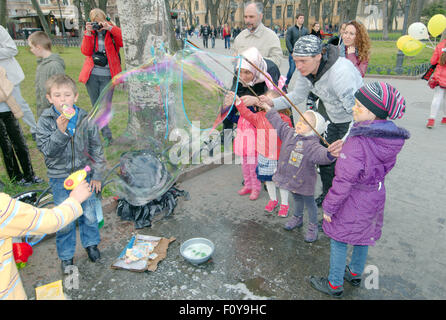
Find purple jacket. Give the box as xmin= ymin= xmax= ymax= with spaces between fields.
xmin=322 ymin=120 xmax=410 ymax=246
xmin=266 ymin=109 xmax=335 ymax=196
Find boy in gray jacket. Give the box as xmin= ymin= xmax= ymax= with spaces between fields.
xmin=36 ymin=74 xmax=105 ymax=273
xmin=28 ymin=31 xmax=66 ymax=118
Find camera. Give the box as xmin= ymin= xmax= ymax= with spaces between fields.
xmin=91 ymin=22 xmax=102 ymax=31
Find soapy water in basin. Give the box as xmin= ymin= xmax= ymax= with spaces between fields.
xmin=183 ymin=243 xmax=213 ymax=259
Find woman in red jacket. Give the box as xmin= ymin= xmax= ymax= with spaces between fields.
xmin=79 ymin=8 xmax=123 ymax=145
xmin=223 ymin=24 xmax=231 ymax=50
xmin=426 ymin=36 xmax=446 ymax=128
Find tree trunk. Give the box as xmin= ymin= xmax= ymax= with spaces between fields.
xmin=31 ymin=0 xmax=52 ymax=36
xmin=301 ymin=0 xmax=309 ymax=26
xmin=388 ymin=0 xmax=397 ymax=32
xmin=382 ymin=0 xmax=389 ymax=40
xmin=346 ymin=0 xmax=359 ymax=21
xmin=205 ymin=0 xmax=221 ymax=28
xmin=0 ymin=0 xmax=6 ymax=28
xmin=116 ymin=0 xmax=176 ymax=141
xmin=187 ymin=0 xmax=193 ymax=29
xmin=98 ymin=0 xmax=108 ymax=13
xmin=74 ymin=0 xmax=85 ymax=35
xmin=407 ymin=0 xmax=418 ymax=26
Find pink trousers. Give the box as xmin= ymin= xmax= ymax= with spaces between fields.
xmin=242 ymin=155 xmax=261 ymax=192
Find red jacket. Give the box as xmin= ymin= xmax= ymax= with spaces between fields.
xmin=235 ymin=100 xmax=292 ymax=160
xmin=79 ymin=26 xmax=123 ymax=84
xmin=223 ymin=27 xmax=231 ymax=38
xmin=431 ymin=39 xmax=446 ymax=88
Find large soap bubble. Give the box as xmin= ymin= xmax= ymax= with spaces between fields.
xmin=77 ymin=42 xmax=241 ymax=206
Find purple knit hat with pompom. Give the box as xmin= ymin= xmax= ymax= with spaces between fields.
xmin=354 ymin=82 xmax=406 ymax=120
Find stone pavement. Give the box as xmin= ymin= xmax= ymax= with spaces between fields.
xmin=18 ymin=38 xmax=446 ymax=300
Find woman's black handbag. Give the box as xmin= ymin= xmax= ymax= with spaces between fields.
xmin=92 ymin=50 xmax=108 ymax=66
xmin=92 ymin=32 xmax=108 ymax=67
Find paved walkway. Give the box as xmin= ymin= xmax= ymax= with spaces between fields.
xmin=19 ymin=38 xmax=446 ymax=300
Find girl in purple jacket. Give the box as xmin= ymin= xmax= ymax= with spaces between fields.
xmin=309 ymin=82 xmax=410 ymax=298
xmin=262 ymin=104 xmax=336 ymax=243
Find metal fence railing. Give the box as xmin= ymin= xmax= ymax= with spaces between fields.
xmin=366 ymin=62 xmax=430 ymax=76
xmin=15 ymin=37 xmax=82 ymax=47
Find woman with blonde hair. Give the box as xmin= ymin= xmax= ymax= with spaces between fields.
xmin=79 ymin=8 xmax=123 ymax=145
xmin=341 ymin=20 xmax=370 ymax=77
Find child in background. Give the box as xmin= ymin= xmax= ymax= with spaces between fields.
xmin=309 ymin=82 xmax=410 ymax=298
xmin=0 ymin=181 xmax=92 ymax=300
xmin=28 ymin=31 xmax=66 ymax=118
xmin=234 ymin=90 xmax=293 ymax=216
xmin=261 ymin=103 xmax=336 ymax=242
xmin=36 ymin=74 xmax=106 ymax=274
xmin=231 ymin=47 xmax=269 ymax=201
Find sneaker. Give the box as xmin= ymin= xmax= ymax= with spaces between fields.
xmin=238 ymin=186 xmax=251 ymax=196
xmin=85 ymin=245 xmax=100 ymax=262
xmin=441 ymin=117 xmax=446 ymax=124
xmin=277 ymin=204 xmax=289 ymax=217
xmin=304 ymin=222 xmax=318 ymax=242
xmin=309 ymin=276 xmax=344 ymax=298
xmin=19 ymin=176 xmax=44 ymax=187
xmin=61 ymin=258 xmax=74 ymax=274
xmin=249 ymin=189 xmax=260 ymax=200
xmin=426 ymin=118 xmax=435 ymax=128
xmin=284 ymin=215 xmax=303 ymax=230
xmin=264 ymin=200 xmax=278 ymax=212
xmin=344 ymin=265 xmax=362 ymax=287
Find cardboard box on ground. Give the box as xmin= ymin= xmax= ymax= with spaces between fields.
xmin=111 ymin=234 xmax=176 ymax=272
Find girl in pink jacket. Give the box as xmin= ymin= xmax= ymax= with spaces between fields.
xmin=235 ymin=90 xmax=293 ymax=216
xmin=232 ymin=47 xmax=269 ymax=201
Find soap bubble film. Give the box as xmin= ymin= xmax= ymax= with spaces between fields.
xmin=77 ymin=42 xmax=242 ymax=206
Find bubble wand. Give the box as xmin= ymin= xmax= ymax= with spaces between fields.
xmin=186 ymin=39 xmax=260 ymax=98
xmin=240 ymin=54 xmax=330 ymax=147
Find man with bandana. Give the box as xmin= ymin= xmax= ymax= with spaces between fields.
xmin=259 ymin=35 xmax=364 ymax=210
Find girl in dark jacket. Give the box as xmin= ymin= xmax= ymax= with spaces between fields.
xmin=310 ymin=82 xmax=410 ymax=298
xmin=79 ymin=8 xmax=123 ymax=146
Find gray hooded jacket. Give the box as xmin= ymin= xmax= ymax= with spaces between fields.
xmin=273 ymin=45 xmax=363 ymax=124
xmin=35 ymin=53 xmax=66 ymax=117
xmin=36 ymin=106 xmax=105 ymax=181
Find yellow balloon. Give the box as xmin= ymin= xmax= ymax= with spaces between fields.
xmin=396 ymin=35 xmax=414 ymax=50
xmin=428 ymin=14 xmax=446 ymax=37
xmin=402 ymin=39 xmax=425 ymax=56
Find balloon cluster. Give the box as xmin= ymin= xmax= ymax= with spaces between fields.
xmin=396 ymin=14 xmax=446 ymax=56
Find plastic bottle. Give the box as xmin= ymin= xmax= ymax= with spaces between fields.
xmin=64 ymin=165 xmax=91 ymax=190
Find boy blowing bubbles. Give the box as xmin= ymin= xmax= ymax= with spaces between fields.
xmin=36 ymin=74 xmax=105 ymax=273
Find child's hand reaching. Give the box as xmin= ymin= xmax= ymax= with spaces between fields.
xmin=240 ymin=95 xmax=259 ymax=107
xmin=223 ymin=91 xmax=236 ymax=107
xmin=69 ymin=180 xmax=92 ymax=204
xmin=323 ymin=213 xmax=332 ymax=223
xmin=259 ymin=95 xmax=273 ymax=108
xmin=258 ymin=101 xmax=272 ymax=112
xmin=327 ymin=139 xmax=344 ymax=158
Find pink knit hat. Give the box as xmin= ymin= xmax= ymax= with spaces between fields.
xmin=354 ymin=82 xmax=406 ymax=120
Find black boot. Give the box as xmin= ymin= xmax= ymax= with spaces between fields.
xmin=86 ymin=245 xmax=100 ymax=262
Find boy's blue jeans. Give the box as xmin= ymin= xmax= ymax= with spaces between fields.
xmin=328 ymin=239 xmax=369 ymax=287
xmin=49 ymin=177 xmax=101 ymax=261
